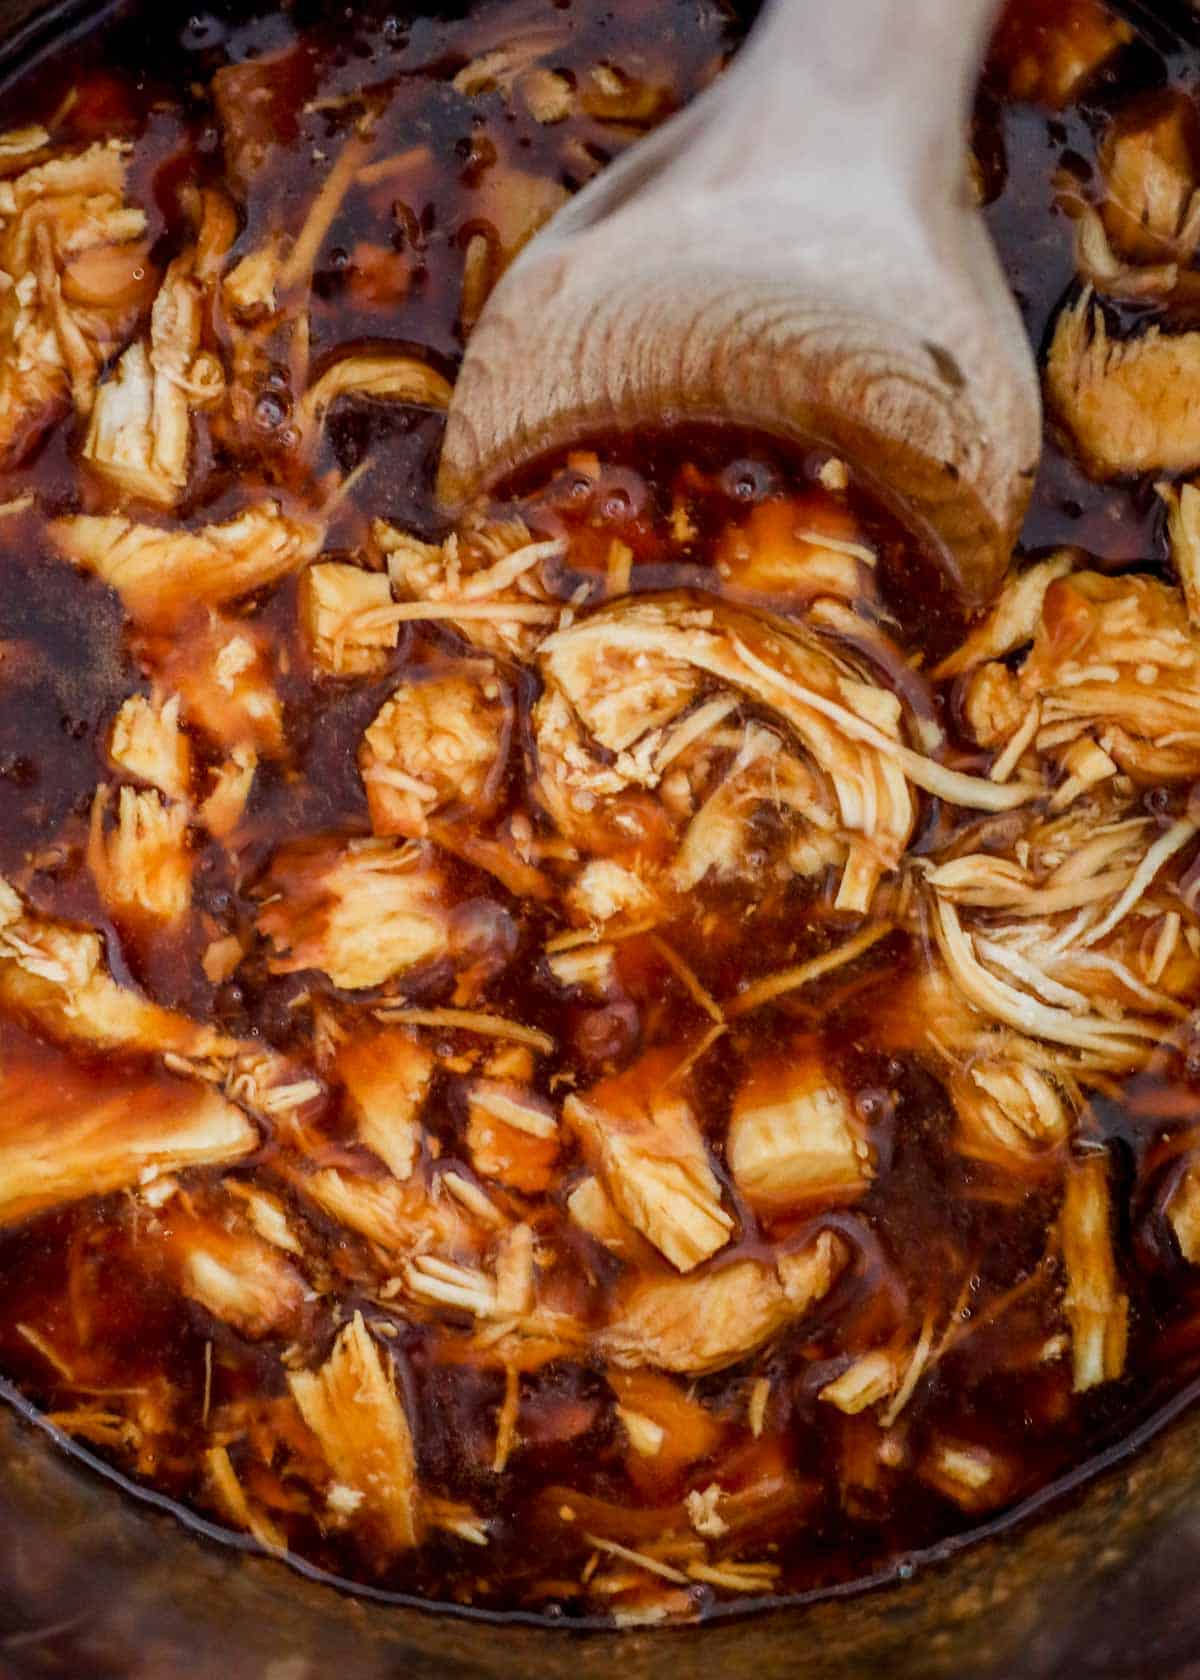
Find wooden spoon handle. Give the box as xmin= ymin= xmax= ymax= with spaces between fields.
xmin=438 ymin=0 xmax=1041 ymax=606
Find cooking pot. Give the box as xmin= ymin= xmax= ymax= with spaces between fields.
xmin=3 ymin=0 xmax=1200 ymax=1674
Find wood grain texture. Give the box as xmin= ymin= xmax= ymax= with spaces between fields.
xmin=437 ymin=0 xmax=1042 ymax=607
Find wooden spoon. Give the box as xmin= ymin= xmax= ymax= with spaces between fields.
xmin=436 ymin=0 xmax=1041 ymax=607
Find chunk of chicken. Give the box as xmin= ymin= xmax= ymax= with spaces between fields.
xmin=288 ymin=1313 xmax=420 ymax=1552
xmin=337 ymin=1027 xmax=433 ymax=1181
xmin=962 ymin=569 xmax=1200 ymax=782
xmin=546 ymin=942 xmax=618 ymax=998
xmin=299 ymin=562 xmax=397 ymax=677
xmin=541 ymin=606 xmax=703 ymax=754
xmin=146 ymin=612 xmax=284 ymax=756
xmin=1100 ymin=93 xmax=1200 ymax=263
xmin=108 ymin=693 xmax=191 ymax=802
xmin=88 ymin=784 xmax=192 ymax=923
xmin=566 ymin=1173 xmax=650 ymax=1262
xmin=0 ymin=878 xmax=230 ymax=1061
xmin=299 ymin=1165 xmax=473 ymax=1260
xmin=84 ymin=240 xmax=226 ymax=506
xmin=564 ymin=859 xmax=661 ymax=929
xmin=164 ymin=1212 xmax=305 ymax=1337
xmin=949 ymin=1056 xmax=1074 ymax=1170
xmin=257 ymin=837 xmax=455 ymax=991
xmin=0 ymin=140 xmax=153 ymax=466
xmin=377 ymin=515 xmax=564 ymax=658
xmin=728 ymin=1048 xmax=872 ymax=1210
xmin=466 ymin=1078 xmax=560 ymax=1194
xmin=360 ymin=671 xmax=508 ymax=838
xmin=932 ymin=553 xmax=1075 ymax=680
xmin=564 ymin=1052 xmax=732 ymax=1273
xmin=200 ymin=746 xmax=258 ymax=839
xmin=1046 ymin=290 xmax=1200 ymax=478
xmin=713 ymin=497 xmax=878 ymax=604
xmin=223 ymin=1180 xmax=303 ymax=1255
xmin=0 ymin=1051 xmax=255 ymax=1224
xmin=601 ymin=1231 xmax=848 ymax=1374
xmin=1066 ymin=199 xmax=1182 ymax=303
xmin=1059 ymin=1151 xmax=1129 ymax=1392
xmin=51 ymin=502 xmax=323 ymax=629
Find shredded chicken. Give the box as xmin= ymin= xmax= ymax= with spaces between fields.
xmin=300 ymin=562 xmax=398 ymax=677
xmin=338 ymin=1027 xmax=433 ymax=1181
xmin=923 ymin=797 xmax=1199 ymax=1076
xmin=165 ymin=1212 xmax=305 ymax=1337
xmin=565 ymin=1052 xmax=733 ymax=1272
xmin=0 ymin=1053 xmax=255 ymax=1224
xmin=0 ymin=878 xmax=230 ymax=1062
xmin=1059 ymin=1151 xmax=1129 ymax=1392
xmin=299 ymin=1165 xmax=473 ymax=1260
xmin=146 ymin=613 xmax=284 ymax=755
xmin=1046 ymin=290 xmax=1200 ymax=478
xmin=51 ymin=502 xmax=323 ymax=629
xmin=88 ymin=784 xmax=192 ymax=922
xmin=257 ymin=837 xmax=456 ymax=991
xmin=601 ymin=1232 xmax=848 ymax=1374
xmin=961 ymin=568 xmax=1200 ymax=783
xmin=376 ymin=516 xmax=565 ymax=658
xmin=0 ymin=139 xmax=152 ymax=466
xmin=467 ymin=1078 xmax=560 ymax=1193
xmin=1100 ymin=93 xmax=1200 ymax=264
xmin=108 ymin=693 xmax=192 ymax=802
xmin=288 ymin=1313 xmax=420 ymax=1552
xmin=84 ymin=195 xmax=231 ymax=505
xmin=950 ymin=1056 xmax=1074 ymax=1169
xmin=360 ymin=670 xmax=508 ymax=838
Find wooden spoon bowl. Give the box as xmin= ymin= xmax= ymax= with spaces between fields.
xmin=437 ymin=0 xmax=1042 ymax=608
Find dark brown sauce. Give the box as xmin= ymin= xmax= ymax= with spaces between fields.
xmin=0 ymin=0 xmax=1199 ymax=1631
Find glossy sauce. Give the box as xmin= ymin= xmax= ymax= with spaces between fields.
xmin=0 ymin=0 xmax=1198 ymax=1630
